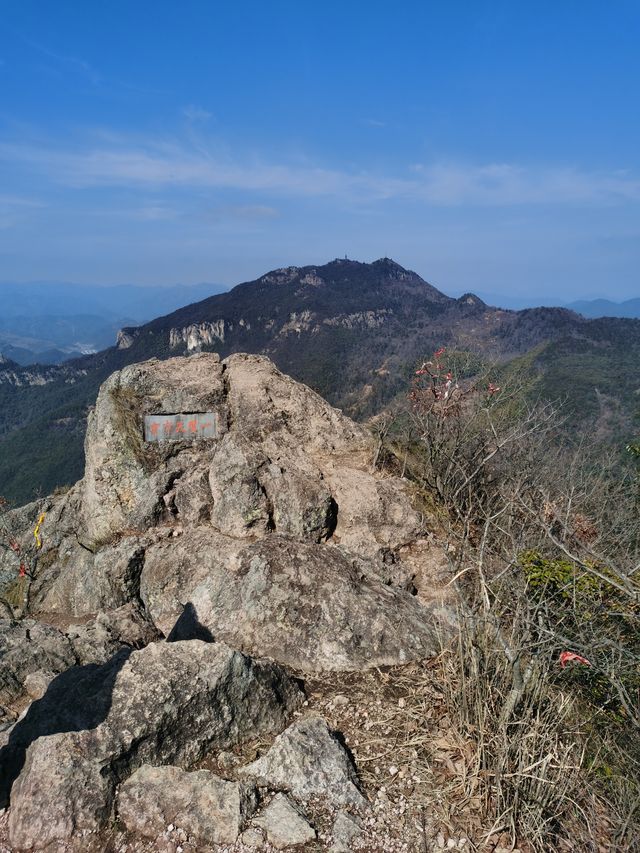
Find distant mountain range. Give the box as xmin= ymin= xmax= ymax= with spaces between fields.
xmin=565 ymin=297 xmax=640 ymax=318
xmin=1 ymin=258 xmax=639 ymax=505
xmin=0 ymin=281 xmax=226 ymax=365
xmin=456 ymin=292 xmax=640 ymax=316
xmin=2 ymin=280 xmax=637 ymax=367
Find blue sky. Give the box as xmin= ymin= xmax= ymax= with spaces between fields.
xmin=1 ymin=0 xmax=639 ymax=302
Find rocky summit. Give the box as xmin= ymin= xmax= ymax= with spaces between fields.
xmin=0 ymin=351 xmax=455 ymax=851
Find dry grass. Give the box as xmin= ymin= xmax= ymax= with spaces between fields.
xmin=304 ymin=617 xmax=634 ymax=852
xmin=437 ymin=615 xmax=599 ymax=852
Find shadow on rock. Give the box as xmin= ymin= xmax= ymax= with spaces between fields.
xmin=0 ymin=647 xmax=131 ymax=808
xmin=166 ymin=601 xmax=214 ymax=643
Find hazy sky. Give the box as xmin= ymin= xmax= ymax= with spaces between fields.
xmin=1 ymin=1 xmax=639 ymax=301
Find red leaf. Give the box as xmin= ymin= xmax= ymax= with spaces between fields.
xmin=559 ymin=651 xmax=591 ymax=668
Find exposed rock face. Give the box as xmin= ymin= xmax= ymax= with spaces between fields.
xmin=278 ymin=309 xmax=316 ymax=336
xmin=0 ymin=618 xmax=76 ymax=705
xmin=323 ymin=309 xmax=391 ymax=329
xmin=0 ymin=605 xmax=160 ymax=711
xmin=0 ymin=361 xmax=86 ymax=389
xmin=35 ymin=536 xmax=150 ymax=615
xmin=4 ymin=640 xmax=301 ymax=849
xmin=118 ymin=764 xmax=257 ymax=845
xmin=169 ymin=319 xmax=227 ymax=350
xmin=0 ymin=498 xmax=48 ymax=600
xmin=116 ymin=327 xmax=138 ymax=349
xmin=22 ymin=352 xmax=452 ymax=672
xmin=238 ymin=716 xmax=366 ymax=808
xmin=66 ymin=602 xmax=161 ymax=665
xmin=141 ymin=533 xmax=437 ymax=671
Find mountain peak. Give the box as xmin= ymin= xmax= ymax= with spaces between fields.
xmin=457 ymin=293 xmax=486 ymax=308
xmin=373 ymin=256 xmax=404 ymax=268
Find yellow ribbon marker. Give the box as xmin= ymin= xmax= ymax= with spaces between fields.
xmin=33 ymin=512 xmax=46 ymax=550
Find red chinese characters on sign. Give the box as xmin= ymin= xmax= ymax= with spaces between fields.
xmin=144 ymin=413 xmax=218 ymax=443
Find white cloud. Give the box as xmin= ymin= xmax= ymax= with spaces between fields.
xmin=26 ymin=41 xmax=102 ymax=84
xmin=409 ymin=162 xmax=640 ymax=205
xmin=205 ymin=204 xmax=280 ymax=222
xmin=183 ymin=104 xmax=212 ymax=122
xmin=126 ymin=205 xmax=179 ymax=221
xmin=1 ymin=132 xmax=639 ymax=208
xmin=0 ymin=194 xmax=44 ymax=228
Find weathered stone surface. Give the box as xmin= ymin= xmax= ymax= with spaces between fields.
xmin=0 ymin=351 xmax=462 ymax=851
xmin=34 ymin=535 xmax=154 ymax=617
xmin=66 ymin=602 xmax=161 ymax=665
xmin=43 ymin=353 xmax=440 ymax=579
xmin=238 ymin=716 xmax=366 ymax=807
xmin=0 ymin=618 xmax=76 ymax=705
xmin=1 ymin=603 xmax=160 ymax=711
xmin=3 ymin=640 xmax=301 ymax=849
xmin=240 ymin=826 xmax=265 ymax=848
xmin=23 ymin=669 xmax=56 ymax=700
xmin=79 ymin=353 xmax=227 ymax=545
xmin=330 ymin=811 xmax=364 ymax=852
xmin=252 ymin=793 xmax=316 ymax=849
xmin=24 ymin=352 xmax=454 ymax=669
xmin=118 ymin=764 xmax=257 ymax=845
xmin=141 ymin=532 xmax=438 ymax=672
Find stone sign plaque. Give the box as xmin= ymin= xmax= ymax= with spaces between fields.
xmin=144 ymin=412 xmax=218 ymax=443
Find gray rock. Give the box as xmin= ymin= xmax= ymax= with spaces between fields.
xmin=331 ymin=811 xmax=364 ymax=852
xmin=66 ymin=602 xmax=161 ymax=664
xmin=118 ymin=764 xmax=257 ymax=845
xmin=0 ymin=618 xmax=77 ymax=705
xmin=79 ymin=353 xmax=227 ymax=546
xmin=141 ymin=531 xmax=437 ymax=672
xmin=253 ymin=793 xmax=316 ymax=849
xmin=0 ymin=603 xmax=159 ymax=712
xmin=208 ymin=433 xmax=337 ymax=542
xmin=34 ymin=536 xmax=150 ymax=617
xmin=29 ymin=353 xmax=454 ymax=635
xmin=240 ymin=826 xmax=265 ymax=848
xmin=238 ymin=716 xmax=366 ymax=808
xmin=4 ymin=640 xmax=301 ymax=849
xmin=23 ymin=669 xmax=56 ymax=700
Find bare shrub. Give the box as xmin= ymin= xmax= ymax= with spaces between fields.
xmin=377 ymin=347 xmax=640 ymax=849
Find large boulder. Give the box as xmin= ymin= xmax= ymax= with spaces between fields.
xmin=141 ymin=531 xmax=438 ymax=671
xmin=3 ymin=640 xmax=301 ymax=849
xmin=25 ymin=352 xmax=454 ymax=670
xmin=78 ymin=353 xmax=229 ymax=546
xmin=34 ymin=536 xmax=150 ymax=616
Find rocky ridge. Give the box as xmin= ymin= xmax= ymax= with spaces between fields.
xmin=0 ymin=351 xmax=455 ymax=850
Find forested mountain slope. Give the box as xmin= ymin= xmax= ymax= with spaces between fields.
xmin=1 ymin=258 xmax=639 ymax=504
